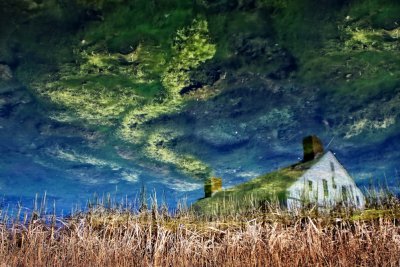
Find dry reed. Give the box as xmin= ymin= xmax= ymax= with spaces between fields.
xmin=0 ymin=193 xmax=399 ymax=267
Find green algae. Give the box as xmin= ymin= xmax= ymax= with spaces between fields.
xmin=75 ymin=0 xmax=124 ymax=10
xmin=22 ymin=15 xmax=215 ymax=178
xmin=144 ymin=129 xmax=211 ymax=179
xmin=3 ymin=0 xmax=400 ymax=181
xmin=35 ymin=16 xmax=216 ymax=178
xmin=117 ymin=18 xmax=215 ymax=178
xmin=81 ymin=0 xmax=195 ymax=52
xmin=161 ymin=18 xmax=216 ymax=96
xmin=263 ymin=0 xmax=400 ymax=104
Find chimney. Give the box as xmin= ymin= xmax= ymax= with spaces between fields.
xmin=204 ymin=177 xmax=222 ymax=198
xmin=302 ymin=135 xmax=324 ymax=162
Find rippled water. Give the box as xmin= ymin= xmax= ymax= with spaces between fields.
xmin=0 ymin=80 xmax=399 ymax=214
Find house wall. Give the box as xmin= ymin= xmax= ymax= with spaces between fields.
xmin=287 ymin=151 xmax=365 ymax=211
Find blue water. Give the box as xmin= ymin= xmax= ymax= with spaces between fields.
xmin=1 ymin=82 xmax=399 ymax=215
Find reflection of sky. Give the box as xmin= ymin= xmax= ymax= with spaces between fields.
xmin=1 ymin=84 xmax=399 ymax=215
xmin=1 ymin=140 xmax=398 ymax=216
xmin=0 ymin=153 xmax=204 ymax=214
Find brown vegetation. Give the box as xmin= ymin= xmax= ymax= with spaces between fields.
xmin=0 ymin=194 xmax=399 ymax=266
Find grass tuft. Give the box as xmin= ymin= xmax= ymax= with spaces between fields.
xmin=1 ymin=188 xmax=400 ymax=266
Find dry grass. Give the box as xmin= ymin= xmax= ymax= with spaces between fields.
xmin=0 ymin=195 xmax=400 ymax=266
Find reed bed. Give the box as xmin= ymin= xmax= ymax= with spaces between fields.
xmin=0 ymin=193 xmax=399 ymax=266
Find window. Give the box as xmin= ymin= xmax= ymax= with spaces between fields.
xmin=330 ymin=162 xmax=337 ymax=189
xmin=332 ymin=176 xmax=337 ymax=189
xmin=342 ymin=186 xmax=348 ymax=201
xmin=323 ymin=179 xmax=329 ymax=197
xmin=308 ymin=180 xmax=313 ymax=191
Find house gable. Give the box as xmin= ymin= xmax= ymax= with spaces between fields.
xmin=193 ymin=136 xmax=366 ymax=215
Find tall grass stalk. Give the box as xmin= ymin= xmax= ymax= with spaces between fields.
xmin=0 ymin=190 xmax=399 ymax=266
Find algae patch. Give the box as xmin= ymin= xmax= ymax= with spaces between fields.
xmin=31 ymin=17 xmax=216 ymax=180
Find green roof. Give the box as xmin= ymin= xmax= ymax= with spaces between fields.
xmin=192 ymin=158 xmax=319 ymax=215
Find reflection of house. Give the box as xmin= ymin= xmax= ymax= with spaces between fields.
xmin=287 ymin=147 xmax=365 ymax=210
xmin=194 ymin=136 xmax=365 ymax=213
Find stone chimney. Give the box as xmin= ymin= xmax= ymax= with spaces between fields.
xmin=204 ymin=177 xmax=222 ymax=198
xmin=302 ymin=135 xmax=324 ymax=162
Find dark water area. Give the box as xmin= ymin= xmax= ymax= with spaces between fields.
xmin=0 ymin=81 xmax=399 ymax=215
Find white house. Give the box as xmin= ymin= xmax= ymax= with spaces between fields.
xmin=194 ymin=135 xmax=366 ymax=214
xmin=286 ymin=150 xmax=365 ymax=210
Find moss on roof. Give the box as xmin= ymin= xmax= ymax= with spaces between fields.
xmin=192 ymin=158 xmax=318 ymax=215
